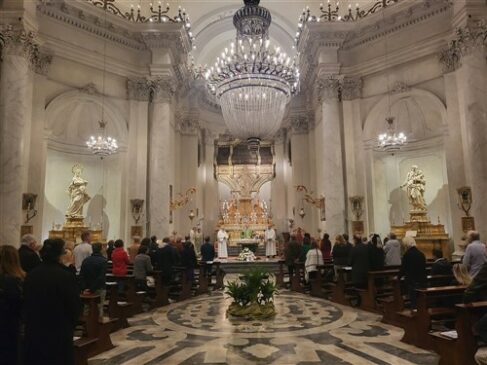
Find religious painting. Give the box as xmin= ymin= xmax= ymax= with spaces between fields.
xmin=131 ymin=225 xmax=143 ymax=238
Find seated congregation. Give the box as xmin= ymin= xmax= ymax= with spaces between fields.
xmin=1 ymin=229 xmax=487 ymax=365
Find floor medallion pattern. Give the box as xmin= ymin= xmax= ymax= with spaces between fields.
xmin=90 ymin=292 xmax=438 ymax=365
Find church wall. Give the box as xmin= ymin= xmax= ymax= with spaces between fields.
xmin=271 ymin=141 xmax=290 ymax=236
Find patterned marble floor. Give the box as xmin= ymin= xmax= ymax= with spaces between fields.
xmin=90 ymin=291 xmax=439 ymax=365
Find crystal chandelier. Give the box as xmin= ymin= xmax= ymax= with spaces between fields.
xmin=376 ymin=117 xmax=406 ymax=153
xmin=205 ymin=0 xmax=299 ymax=151
xmin=86 ymin=121 xmax=118 ymax=158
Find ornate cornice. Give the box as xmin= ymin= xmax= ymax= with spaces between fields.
xmin=127 ymin=77 xmax=152 ymax=101
xmin=288 ymin=109 xmax=314 ymax=135
xmin=341 ymin=76 xmax=363 ymax=101
xmin=439 ymin=20 xmax=487 ymax=73
xmin=0 ymin=25 xmax=53 ymax=75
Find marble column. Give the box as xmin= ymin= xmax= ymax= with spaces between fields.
xmin=147 ymin=78 xmax=175 ymax=238
xmin=341 ymin=77 xmax=365 ymax=234
xmin=125 ymin=78 xmax=150 ymax=239
xmin=455 ymin=49 xmax=487 ymax=239
xmin=315 ymin=77 xmax=346 ymax=238
xmin=202 ymin=131 xmax=219 ymax=239
xmin=0 ymin=28 xmax=37 ymax=246
xmin=271 ymin=138 xmax=289 ymax=234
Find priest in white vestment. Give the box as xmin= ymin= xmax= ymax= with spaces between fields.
xmin=217 ymin=227 xmax=229 ymax=258
xmin=264 ymin=225 xmax=277 ymax=257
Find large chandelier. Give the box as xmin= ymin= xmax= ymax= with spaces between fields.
xmin=376 ymin=117 xmax=406 ymax=153
xmin=86 ymin=121 xmax=119 ymax=158
xmin=205 ymin=0 xmax=299 ymax=151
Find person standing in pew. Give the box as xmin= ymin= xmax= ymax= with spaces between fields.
xmin=156 ymin=237 xmax=179 ymax=285
xmin=106 ymin=240 xmax=115 ymax=261
xmin=201 ymin=236 xmax=216 ymax=276
xmin=0 ymin=245 xmax=25 ymax=365
xmin=431 ymin=248 xmax=453 ymax=276
xmin=181 ymin=240 xmax=197 ymax=282
xmin=300 ymin=235 xmax=312 ymax=263
xmin=463 ymin=261 xmax=487 ymax=303
xmin=349 ymin=234 xmax=370 ymax=289
xmin=79 ymin=242 xmax=107 ymax=318
xmin=111 ymin=239 xmax=130 ymax=295
xmin=453 ymin=263 xmax=472 ymax=285
xmin=368 ymin=234 xmax=385 ymax=271
xmin=128 ymin=236 xmax=141 ymax=262
xmin=305 ymin=240 xmax=324 ymax=282
xmin=73 ymin=231 xmax=93 ymax=273
xmin=332 ymin=235 xmax=350 ymax=277
xmin=384 ymin=232 xmax=402 ymax=266
xmin=285 ymin=236 xmax=301 ymax=278
xmin=18 ymin=234 xmax=42 ymax=273
xmin=23 ymin=239 xmax=81 ymax=365
xmin=134 ymin=245 xmax=153 ymax=291
xmin=399 ymin=236 xmax=427 ymax=309
xmin=463 ymin=230 xmax=486 ymax=278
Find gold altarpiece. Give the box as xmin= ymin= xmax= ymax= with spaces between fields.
xmin=215 ymin=140 xmax=274 ymax=243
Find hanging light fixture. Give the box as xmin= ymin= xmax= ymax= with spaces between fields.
xmin=374 ymin=7 xmax=407 ymax=154
xmin=86 ymin=4 xmax=119 ymax=159
xmin=205 ymin=0 xmax=300 ymax=151
xmin=86 ymin=121 xmax=118 ymax=158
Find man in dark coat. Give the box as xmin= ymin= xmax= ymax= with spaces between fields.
xmin=23 ymin=239 xmax=81 ymax=365
xmin=181 ymin=239 xmax=197 ymax=282
xmin=349 ymin=235 xmax=370 ymax=289
xmin=18 ymin=234 xmax=41 ymax=273
xmin=284 ymin=236 xmax=301 ymax=277
xmin=200 ymin=236 xmax=216 ymax=276
xmin=79 ymin=242 xmax=107 ymax=318
xmin=155 ymin=237 xmax=179 ymax=285
xmin=399 ymin=237 xmax=427 ymax=309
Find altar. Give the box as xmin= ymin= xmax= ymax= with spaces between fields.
xmin=234 ymin=238 xmax=261 ymax=254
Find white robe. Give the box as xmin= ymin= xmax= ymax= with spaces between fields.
xmin=217 ymin=229 xmax=228 ymax=258
xmin=264 ymin=228 xmax=277 ymax=256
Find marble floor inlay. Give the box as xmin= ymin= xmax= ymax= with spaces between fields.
xmin=90 ymin=291 xmax=439 ymax=365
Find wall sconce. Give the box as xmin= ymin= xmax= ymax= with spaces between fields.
xmin=130 ymin=199 xmax=144 ymax=224
xmin=188 ymin=209 xmax=196 ymax=221
xmin=22 ymin=193 xmax=38 ymax=224
xmin=457 ymin=186 xmax=472 ymax=216
xmin=298 ymin=207 xmax=306 ymax=219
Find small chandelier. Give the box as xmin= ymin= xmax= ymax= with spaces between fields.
xmin=376 ymin=117 xmax=407 ymax=153
xmin=205 ymin=0 xmax=299 ymax=151
xmin=86 ymin=121 xmax=118 ymax=158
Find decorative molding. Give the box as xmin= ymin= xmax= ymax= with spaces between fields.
xmin=439 ymin=20 xmax=487 ymax=73
xmin=288 ymin=110 xmax=314 ymax=135
xmin=0 ymin=25 xmax=53 ymax=75
xmin=390 ymin=81 xmax=411 ymax=94
xmin=150 ymin=77 xmax=176 ymax=102
xmin=127 ymin=77 xmax=151 ymax=101
xmin=79 ymin=82 xmax=99 ymax=95
xmin=341 ymin=76 xmax=363 ymax=100
xmin=175 ymin=111 xmax=200 ymax=135
xmin=316 ymin=76 xmax=341 ymax=101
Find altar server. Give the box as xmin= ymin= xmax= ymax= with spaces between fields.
xmin=265 ymin=225 xmax=277 ymax=258
xmin=217 ymin=227 xmax=229 ymax=258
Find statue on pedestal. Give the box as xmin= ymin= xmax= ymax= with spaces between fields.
xmin=66 ymin=164 xmax=90 ymax=218
xmin=400 ymin=165 xmax=427 ymax=211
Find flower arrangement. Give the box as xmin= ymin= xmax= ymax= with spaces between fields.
xmin=225 ymin=268 xmax=278 ymax=320
xmin=237 ymin=248 xmax=256 ymax=262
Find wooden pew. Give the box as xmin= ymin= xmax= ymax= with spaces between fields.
xmin=357 ymin=269 xmax=398 ymax=313
xmin=309 ymin=264 xmax=334 ymax=298
xmin=213 ymin=261 xmax=225 ymax=290
xmin=400 ymin=285 xmax=466 ymax=350
xmin=197 ymin=261 xmax=211 ymax=295
xmin=173 ymin=266 xmax=193 ymax=301
xmin=79 ymin=293 xmax=116 ymax=356
xmin=106 ymin=282 xmax=133 ymax=330
xmin=74 ymin=337 xmax=98 ymax=365
xmin=431 ymin=301 xmax=487 ymax=365
xmin=107 ymin=274 xmax=144 ymax=315
xmin=290 ymin=262 xmax=305 ymax=293
xmin=276 ymin=260 xmax=286 ymax=289
xmin=330 ymin=267 xmax=353 ymax=305
xmin=151 ymin=270 xmax=169 ymax=308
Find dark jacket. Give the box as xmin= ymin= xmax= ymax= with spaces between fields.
xmin=332 ymin=244 xmax=351 ymax=266
xmin=368 ymin=244 xmax=385 ymax=271
xmin=156 ymin=244 xmax=179 ymax=282
xmin=285 ymin=240 xmax=301 ymax=266
xmin=201 ymin=242 xmax=216 ymax=262
xmin=0 ymin=275 xmax=22 ymax=364
xmin=321 ymin=239 xmax=332 ymax=259
xmin=181 ymin=243 xmax=197 ymax=269
xmin=464 ymin=262 xmax=487 ymax=303
xmin=80 ymin=253 xmax=107 ymax=292
xmin=23 ymin=262 xmax=81 ymax=365
xmin=350 ymin=242 xmax=370 ymax=287
xmin=399 ymin=246 xmax=427 ymax=285
xmin=431 ymin=258 xmax=453 ymax=276
xmin=18 ymin=245 xmax=41 ymax=273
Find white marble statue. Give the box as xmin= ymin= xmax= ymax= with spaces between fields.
xmin=400 ymin=165 xmax=427 ymax=211
xmin=264 ymin=225 xmax=277 ymax=257
xmin=217 ymin=227 xmax=229 ymax=258
xmin=66 ymin=164 xmax=90 ymax=218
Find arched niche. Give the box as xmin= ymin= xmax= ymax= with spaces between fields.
xmin=42 ymin=90 xmax=128 ymax=241
xmin=362 ymin=88 xmax=452 ymax=237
